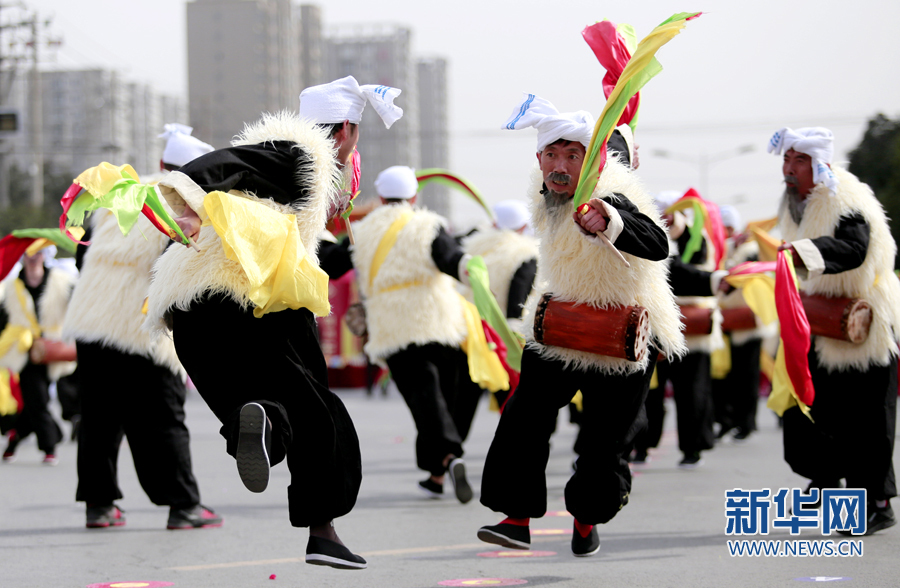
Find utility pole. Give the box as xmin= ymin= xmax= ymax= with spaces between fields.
xmin=28 ymin=13 xmax=41 ymax=207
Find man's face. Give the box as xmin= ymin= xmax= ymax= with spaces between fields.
xmin=24 ymin=251 xmax=43 ymax=269
xmin=334 ymin=121 xmax=359 ymax=167
xmin=782 ymin=148 xmax=815 ymax=198
xmin=536 ymin=140 xmax=586 ymax=201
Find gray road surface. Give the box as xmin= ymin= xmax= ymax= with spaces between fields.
xmin=1 ymin=387 xmax=896 ymax=588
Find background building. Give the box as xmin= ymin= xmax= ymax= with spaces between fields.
xmin=186 ymin=0 xmax=301 ymax=148
xmin=415 ymin=56 xmax=449 ymax=217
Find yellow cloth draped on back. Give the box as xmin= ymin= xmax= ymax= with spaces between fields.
xmin=204 ymin=191 xmax=330 ymax=318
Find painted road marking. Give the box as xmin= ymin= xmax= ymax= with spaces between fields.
xmin=531 ymin=529 xmax=572 ymax=535
xmin=545 ymin=511 xmax=571 ymax=517
xmin=87 ymin=583 xmax=174 ymax=588
xmin=168 ymin=537 xmax=566 ymax=571
xmin=439 ymin=579 xmax=528 ymax=586
xmin=478 ymin=550 xmax=556 ymax=558
xmin=795 ymin=578 xmax=850 ymax=583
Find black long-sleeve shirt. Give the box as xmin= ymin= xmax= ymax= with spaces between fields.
xmin=601 ymin=193 xmax=669 ymax=261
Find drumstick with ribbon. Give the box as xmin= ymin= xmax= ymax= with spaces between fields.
xmin=577 ymin=202 xmax=631 ymax=268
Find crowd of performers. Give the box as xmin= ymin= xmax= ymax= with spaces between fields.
xmin=1 ymin=14 xmax=898 ymax=574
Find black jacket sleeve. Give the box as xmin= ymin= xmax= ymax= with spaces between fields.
xmin=431 ymin=226 xmax=467 ymax=280
xmin=675 ymin=226 xmax=708 ymax=266
xmin=507 ymin=258 xmax=537 ymax=319
xmin=668 ymin=255 xmax=714 ymax=296
xmin=809 ymin=213 xmax=870 ymax=275
xmin=318 ymin=237 xmax=354 ymax=280
xmin=606 ymin=129 xmax=631 ymax=168
xmin=601 ymin=193 xmax=669 ymax=261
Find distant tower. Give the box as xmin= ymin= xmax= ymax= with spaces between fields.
xmin=187 ymin=0 xmax=301 ymax=148
xmin=416 ymin=57 xmax=449 ymax=217
xmin=323 ymin=24 xmax=418 ymax=205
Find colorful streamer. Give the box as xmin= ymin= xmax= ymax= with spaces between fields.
xmin=467 ymin=255 xmax=523 ymax=371
xmin=416 ymin=169 xmax=495 ymax=222
xmin=665 ymin=188 xmax=727 ymax=269
xmin=59 ymin=162 xmax=190 ymax=247
xmin=0 ymin=227 xmax=85 ymax=282
xmin=582 ymin=20 xmax=640 ymax=130
xmin=573 ymin=12 xmax=701 ymax=209
xmin=773 ymin=250 xmax=815 ymax=409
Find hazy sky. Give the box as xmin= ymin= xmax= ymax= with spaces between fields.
xmin=25 ymin=0 xmax=900 ymax=229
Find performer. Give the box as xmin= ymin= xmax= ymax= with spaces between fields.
xmin=1 ymin=246 xmax=75 ymax=464
xmin=478 ymin=95 xmax=685 ymax=557
xmin=770 ymin=127 xmax=900 ymax=535
xmin=63 ymin=125 xmax=223 ymax=530
xmin=349 ymin=164 xmax=476 ymax=504
xmin=145 ymin=76 xmax=404 ymax=569
xmin=711 ymin=205 xmax=772 ymax=442
xmin=462 ymin=200 xmax=538 ymax=328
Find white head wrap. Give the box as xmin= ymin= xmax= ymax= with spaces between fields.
xmin=375 ymin=166 xmax=418 ymax=199
xmin=654 ymin=191 xmax=681 ymax=216
xmin=718 ymin=205 xmax=742 ymax=231
xmin=299 ymin=76 xmax=403 ymax=129
xmin=159 ymin=124 xmax=214 ymax=167
xmin=502 ymin=93 xmax=594 ymax=152
xmin=493 ymin=200 xmax=530 ymax=231
xmin=767 ymin=127 xmax=839 ymax=195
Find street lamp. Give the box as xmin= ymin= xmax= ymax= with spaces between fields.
xmin=652 ymin=144 xmax=755 ymax=199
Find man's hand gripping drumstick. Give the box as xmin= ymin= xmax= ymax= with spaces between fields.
xmin=574 ymin=199 xmax=631 ymax=268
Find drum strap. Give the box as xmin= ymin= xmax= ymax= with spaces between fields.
xmin=369 ymin=210 xmax=413 ymax=291
xmin=13 ymin=279 xmax=42 ymax=338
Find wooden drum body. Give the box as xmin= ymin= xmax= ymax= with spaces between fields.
xmin=721 ymin=307 xmax=757 ymax=332
xmin=679 ymin=305 xmax=713 ymax=335
xmin=801 ymin=292 xmax=872 ymax=344
xmin=533 ymin=293 xmax=650 ymax=362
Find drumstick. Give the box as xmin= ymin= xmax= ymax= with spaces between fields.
xmin=578 ymin=203 xmax=631 ymax=268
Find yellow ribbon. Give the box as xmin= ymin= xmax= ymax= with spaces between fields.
xmin=205 ymin=191 xmax=331 ymax=318
xmin=13 ymin=279 xmax=42 ymax=338
xmin=458 ymin=295 xmax=509 ymax=393
xmin=0 ymin=325 xmax=33 ymax=358
xmin=369 ymin=210 xmax=413 ymax=290
xmin=710 ymin=334 xmax=732 ymax=380
xmin=0 ymin=369 xmax=18 ymax=416
xmin=767 ymin=345 xmax=812 ymax=419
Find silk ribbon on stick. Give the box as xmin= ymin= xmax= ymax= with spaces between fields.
xmin=573 ymin=12 xmax=701 ymax=210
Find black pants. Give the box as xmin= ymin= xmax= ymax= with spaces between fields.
xmin=481 ymin=347 xmax=655 ymax=525
xmin=75 ymin=342 xmax=200 ymax=508
xmin=14 ymin=362 xmax=62 ymax=453
xmin=386 ymin=343 xmax=476 ymax=476
xmin=712 ymin=339 xmax=761 ymax=433
xmin=783 ymin=348 xmax=897 ymax=501
xmin=670 ymin=351 xmax=715 ymax=454
xmin=172 ymin=293 xmax=362 ymax=527
xmin=634 ymin=359 xmax=670 ymax=452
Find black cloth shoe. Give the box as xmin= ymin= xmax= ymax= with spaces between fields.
xmin=477 ymin=522 xmax=531 ymax=550
xmin=571 ymin=524 xmax=600 ymax=557
xmin=732 ymin=429 xmax=752 ymax=442
xmin=3 ymin=431 xmax=19 ymax=462
xmin=448 ymin=458 xmax=473 ymax=504
xmin=86 ymin=504 xmax=126 ymax=528
xmin=838 ymin=504 xmax=896 ymax=536
xmin=305 ymin=536 xmax=367 ymax=570
xmin=236 ymin=402 xmax=271 ymax=493
xmin=418 ymin=478 xmax=443 ymax=498
xmin=678 ymin=452 xmax=703 ymax=469
xmin=630 ymin=449 xmax=649 ymax=465
xmin=167 ymin=504 xmax=224 ymax=530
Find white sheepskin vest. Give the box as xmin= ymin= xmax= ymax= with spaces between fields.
xmin=351 ymin=203 xmax=467 ymax=361
xmin=145 ymin=112 xmax=341 ymax=330
xmin=462 ymin=228 xmax=539 ymax=318
xmin=63 ymin=210 xmax=183 ymax=375
xmin=1 ymin=268 xmax=76 ymax=380
xmin=521 ymin=158 xmax=686 ymax=375
xmin=779 ymin=166 xmax=900 ymax=371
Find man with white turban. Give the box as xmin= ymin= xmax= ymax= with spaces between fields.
xmin=64 ymin=125 xmax=222 ymax=531
xmin=477 ymin=94 xmax=685 ymax=557
xmin=769 ymin=126 xmax=900 ymax=535
xmin=145 ymin=76 xmax=404 ymax=570
xmin=348 ymin=165 xmax=478 ymax=505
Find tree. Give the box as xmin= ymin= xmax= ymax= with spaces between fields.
xmin=848 ymin=114 xmax=900 ymax=268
